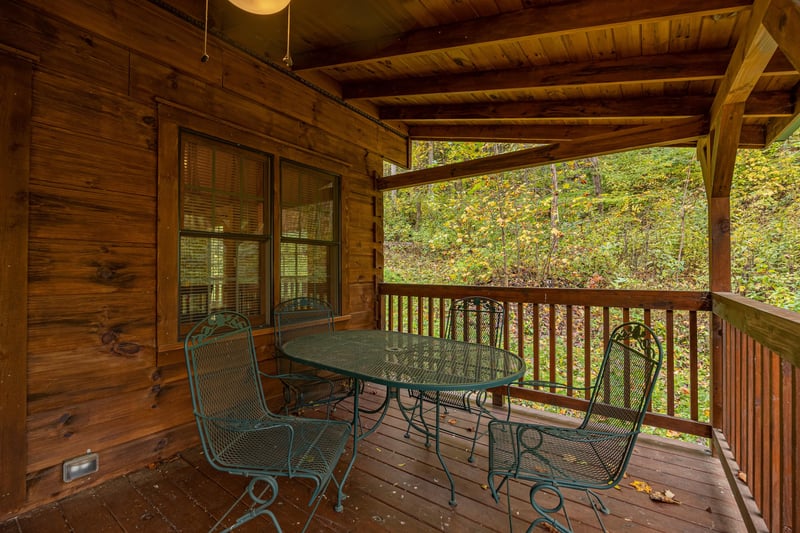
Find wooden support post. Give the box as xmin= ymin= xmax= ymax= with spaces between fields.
xmin=0 ymin=50 xmax=33 ymax=514
xmin=708 ymin=196 xmax=732 ymax=430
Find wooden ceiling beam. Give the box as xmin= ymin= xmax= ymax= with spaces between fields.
xmin=378 ymin=117 xmax=707 ymax=190
xmin=293 ymin=0 xmax=752 ymax=71
xmin=344 ymin=50 xmax=795 ymax=101
xmin=762 ymin=0 xmax=800 ymax=143
xmin=406 ymin=124 xmax=635 ymax=142
xmin=704 ymin=0 xmax=779 ymax=199
xmin=406 ymin=123 xmax=767 ymax=147
xmin=379 ymin=92 xmax=793 ymax=121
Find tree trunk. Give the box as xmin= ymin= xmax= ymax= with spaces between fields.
xmin=544 ymin=163 xmax=560 ymax=283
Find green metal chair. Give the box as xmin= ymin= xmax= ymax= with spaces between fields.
xmin=487 ymin=322 xmax=663 ymax=533
xmin=404 ymin=296 xmax=506 ymax=462
xmin=274 ymin=297 xmax=360 ymax=415
xmin=184 ymin=311 xmax=351 ymax=533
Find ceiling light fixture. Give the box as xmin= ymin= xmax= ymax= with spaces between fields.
xmin=228 ymin=0 xmax=291 ymax=15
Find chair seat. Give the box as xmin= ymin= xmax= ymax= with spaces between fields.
xmin=404 ymin=296 xmax=506 ymax=463
xmin=212 ymin=416 xmax=350 ymax=481
xmin=283 ymin=375 xmax=356 ymax=413
xmin=411 ymin=389 xmax=477 ymax=412
xmin=489 ymin=421 xmax=632 ymax=490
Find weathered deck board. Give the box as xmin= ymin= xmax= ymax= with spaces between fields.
xmin=1 ymin=383 xmax=744 ymax=532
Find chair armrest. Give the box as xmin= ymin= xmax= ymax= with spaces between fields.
xmin=517 ymin=424 xmax=635 ymax=446
xmin=263 ymin=370 xmax=335 ymax=387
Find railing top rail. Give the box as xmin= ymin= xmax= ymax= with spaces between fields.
xmin=379 ymin=283 xmax=711 ymax=311
xmin=713 ymin=292 xmax=800 ymax=368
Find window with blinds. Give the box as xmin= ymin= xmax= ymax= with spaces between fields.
xmin=280 ymin=161 xmax=340 ymax=310
xmin=179 ymin=132 xmax=270 ymax=328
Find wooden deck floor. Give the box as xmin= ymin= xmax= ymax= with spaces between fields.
xmin=1 ymin=384 xmax=744 ymax=532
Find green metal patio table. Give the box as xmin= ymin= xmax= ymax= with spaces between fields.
xmin=280 ymin=329 xmax=525 ymax=506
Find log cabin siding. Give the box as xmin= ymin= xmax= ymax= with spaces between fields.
xmin=0 ymin=0 xmax=405 ymax=517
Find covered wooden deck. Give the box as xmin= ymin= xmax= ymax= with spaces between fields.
xmin=1 ymin=384 xmax=745 ymax=533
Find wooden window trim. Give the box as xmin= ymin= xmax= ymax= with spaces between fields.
xmin=156 ymin=103 xmax=350 ymax=351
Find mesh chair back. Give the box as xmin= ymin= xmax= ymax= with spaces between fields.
xmin=184 ymin=312 xmax=271 ymax=459
xmin=580 ymin=322 xmax=663 ymax=478
xmin=446 ymin=296 xmax=505 ymax=348
xmin=274 ymin=297 xmax=334 ymax=347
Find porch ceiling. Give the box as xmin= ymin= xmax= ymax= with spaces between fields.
xmin=161 ymin=0 xmax=799 ymax=184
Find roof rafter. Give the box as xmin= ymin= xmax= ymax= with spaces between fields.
xmin=378 ymin=117 xmax=708 ymax=190
xmin=406 ymin=123 xmax=767 ymax=147
xmin=292 ymin=0 xmax=752 ymax=71
xmin=344 ymin=50 xmax=795 ymax=101
xmin=379 ymin=92 xmax=793 ymax=121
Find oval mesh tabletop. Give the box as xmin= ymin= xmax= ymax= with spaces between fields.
xmin=281 ymin=330 xmax=525 ymax=390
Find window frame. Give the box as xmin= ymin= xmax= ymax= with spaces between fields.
xmin=156 ymin=105 xmax=343 ymax=349
xmin=177 ymin=130 xmax=273 ymax=331
xmin=279 ymin=159 xmax=342 ymax=312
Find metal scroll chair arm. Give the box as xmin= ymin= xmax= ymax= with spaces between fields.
xmin=184 ymin=311 xmax=351 ymax=533
xmin=405 ymin=296 xmax=506 ymax=463
xmin=260 ymin=370 xmax=337 ymax=417
xmin=488 ymin=322 xmax=664 ymax=533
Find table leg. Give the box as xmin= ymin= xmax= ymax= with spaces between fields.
xmin=434 ymin=392 xmax=457 ymax=507
xmin=335 ymin=379 xmax=394 ymax=512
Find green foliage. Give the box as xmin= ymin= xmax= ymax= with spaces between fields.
xmin=384 ymin=134 xmax=800 ymax=310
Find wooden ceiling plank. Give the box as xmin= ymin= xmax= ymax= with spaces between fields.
xmin=378 ymin=117 xmax=707 ymax=190
xmin=293 ymin=0 xmax=753 ymax=71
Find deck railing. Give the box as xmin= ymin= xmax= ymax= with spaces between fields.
xmin=378 ymin=283 xmax=713 ymax=438
xmin=377 ymin=283 xmax=800 ymax=533
xmin=712 ymin=292 xmax=800 ymax=533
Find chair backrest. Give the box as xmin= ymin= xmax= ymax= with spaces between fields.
xmin=446 ymin=296 xmax=505 ymax=348
xmin=274 ymin=297 xmax=334 ymax=348
xmin=580 ymin=322 xmax=663 ymax=474
xmin=184 ymin=311 xmax=271 ymax=459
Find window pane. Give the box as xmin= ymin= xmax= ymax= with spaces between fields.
xmin=179 ymin=236 xmax=263 ymax=327
xmin=280 ymin=161 xmax=340 ymax=310
xmin=281 ymin=163 xmax=336 ymax=241
xmin=179 ymin=132 xmax=271 ymax=330
xmin=181 ymin=136 xmax=266 ymax=235
xmin=280 ymin=242 xmax=336 ymax=307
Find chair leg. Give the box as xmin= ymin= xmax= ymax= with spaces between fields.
xmin=212 ymin=476 xmax=281 ymax=533
xmin=526 ymin=482 xmax=575 ymax=533
xmin=584 ymin=489 xmax=611 ymax=533
xmin=468 ymin=407 xmax=484 ymax=463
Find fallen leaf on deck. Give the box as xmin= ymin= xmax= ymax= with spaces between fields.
xmin=737 ymin=471 xmax=747 ymax=483
xmin=448 ymin=419 xmax=458 ymax=425
xmin=397 ymin=463 xmax=405 ymax=467
xmin=480 ymin=484 xmax=489 ymax=490
xmin=630 ymin=480 xmax=652 ymax=493
xmin=650 ymin=489 xmax=680 ymax=504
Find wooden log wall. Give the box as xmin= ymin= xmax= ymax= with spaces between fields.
xmin=0 ymin=0 xmax=405 ymax=518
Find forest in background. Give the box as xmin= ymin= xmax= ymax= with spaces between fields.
xmin=383 ymin=133 xmax=800 ymax=312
